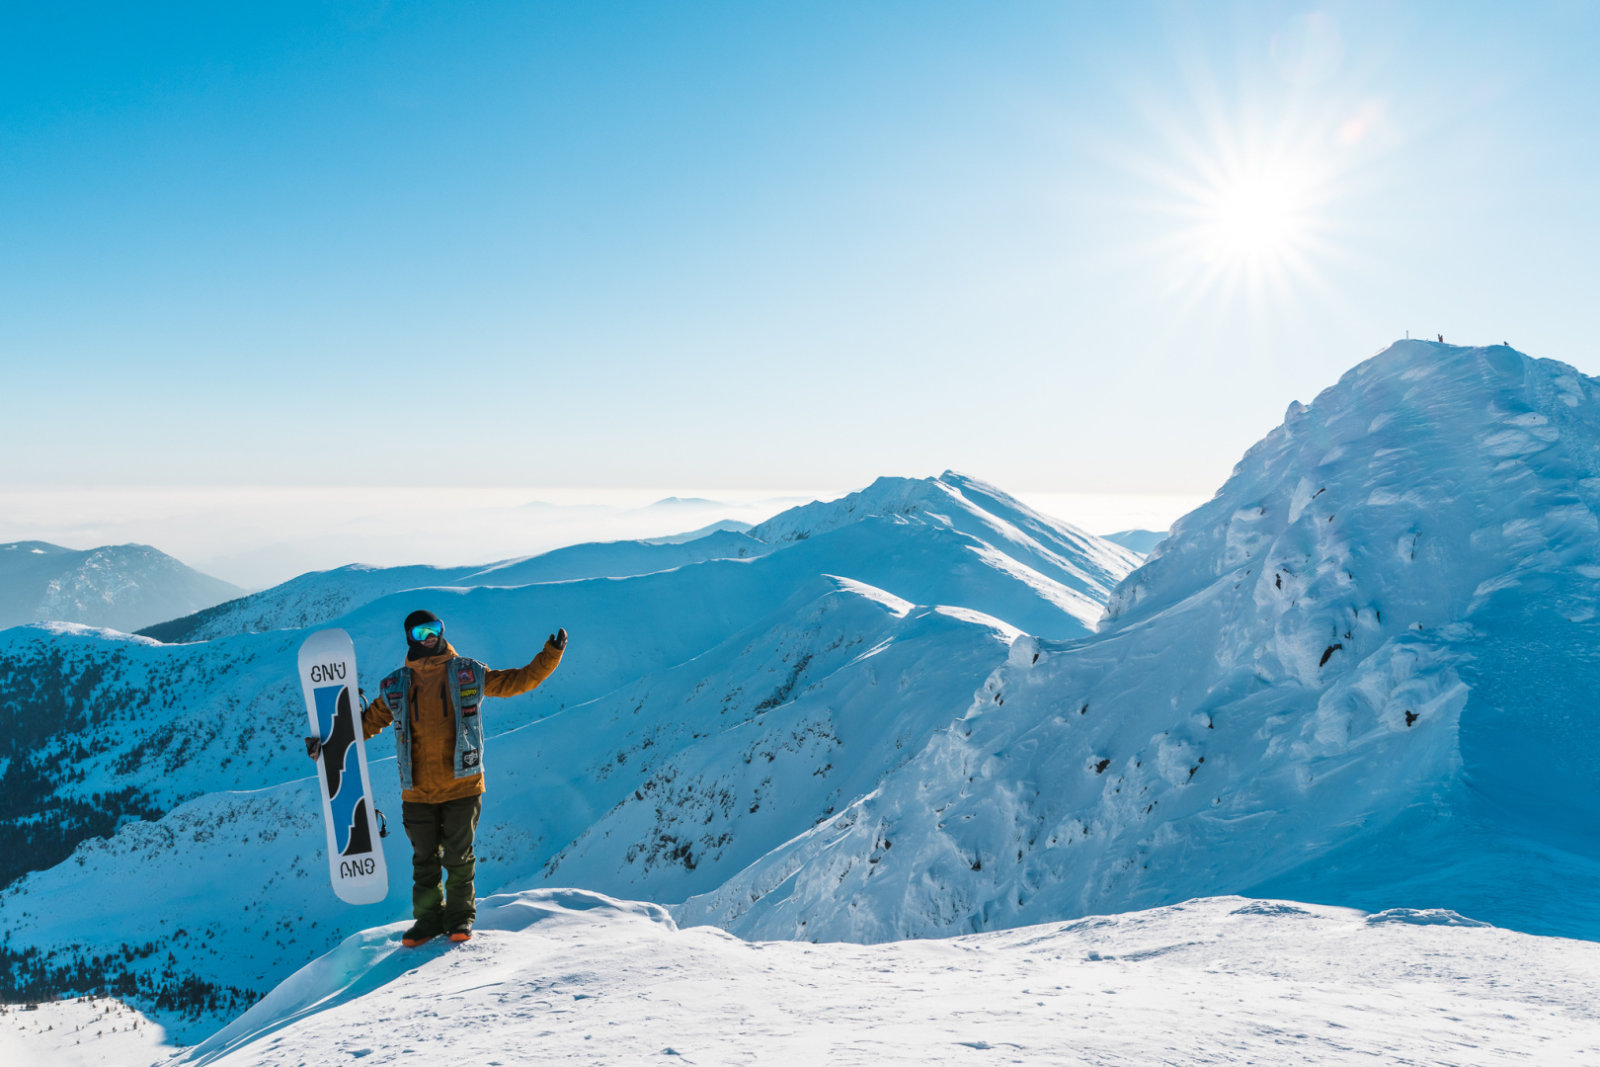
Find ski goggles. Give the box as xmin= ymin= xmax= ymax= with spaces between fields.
xmin=410 ymin=620 xmax=444 ymax=643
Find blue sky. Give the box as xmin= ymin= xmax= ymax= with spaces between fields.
xmin=6 ymin=1 xmax=1599 ymax=497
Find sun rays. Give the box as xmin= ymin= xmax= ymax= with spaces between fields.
xmin=1090 ymin=16 xmax=1394 ymax=341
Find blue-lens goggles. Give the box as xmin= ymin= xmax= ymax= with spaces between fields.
xmin=410 ymin=620 xmax=444 ymax=642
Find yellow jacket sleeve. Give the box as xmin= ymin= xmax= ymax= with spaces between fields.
xmin=485 ymin=640 xmax=564 ymax=698
xmin=361 ymin=692 xmax=395 ymax=740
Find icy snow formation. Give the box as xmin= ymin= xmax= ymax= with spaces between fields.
xmin=680 ymin=342 xmax=1600 ymax=942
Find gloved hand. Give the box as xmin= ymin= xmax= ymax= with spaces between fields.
xmin=547 ymin=627 xmax=568 ymax=652
xmin=305 ymin=736 xmax=322 ymax=761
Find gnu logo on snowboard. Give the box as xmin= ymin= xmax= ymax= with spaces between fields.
xmin=308 ymin=662 xmax=347 ymax=683
xmin=462 ymin=749 xmax=480 ymax=768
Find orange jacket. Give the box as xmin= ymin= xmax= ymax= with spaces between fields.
xmin=361 ymin=637 xmax=563 ymax=804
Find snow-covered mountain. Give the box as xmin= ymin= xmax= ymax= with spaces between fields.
xmin=0 ymin=542 xmax=241 ymax=633
xmin=9 ymin=342 xmax=1600 ymax=1056
xmin=0 ymin=473 xmax=1134 ymax=1039
xmin=681 ymin=341 xmax=1600 ymax=943
xmin=1103 ymin=528 xmax=1167 ymax=555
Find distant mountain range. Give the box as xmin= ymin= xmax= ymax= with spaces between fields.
xmin=0 ymin=541 xmax=241 ymax=633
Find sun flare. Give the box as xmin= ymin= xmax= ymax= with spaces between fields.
xmin=1204 ymin=170 xmax=1311 ymax=264
xmin=1147 ymin=138 xmax=1340 ymax=313
xmin=1117 ymin=78 xmax=1362 ymax=320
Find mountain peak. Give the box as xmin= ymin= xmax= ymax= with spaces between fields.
xmin=684 ymin=342 xmax=1600 ymax=943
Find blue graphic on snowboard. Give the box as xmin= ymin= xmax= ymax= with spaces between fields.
xmin=313 ymin=683 xmax=374 ymax=857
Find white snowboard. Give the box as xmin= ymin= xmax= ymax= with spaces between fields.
xmin=298 ymin=628 xmax=389 ymax=905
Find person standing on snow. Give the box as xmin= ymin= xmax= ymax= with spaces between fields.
xmin=305 ymin=609 xmax=567 ymax=946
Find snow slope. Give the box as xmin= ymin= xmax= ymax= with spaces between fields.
xmin=0 ymin=473 xmax=1135 ymax=1038
xmin=681 ymin=342 xmax=1600 ymax=943
xmin=0 ymin=542 xmax=241 ymax=633
xmin=178 ymin=889 xmax=1600 ymax=1066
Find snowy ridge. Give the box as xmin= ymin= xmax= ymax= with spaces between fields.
xmin=751 ymin=472 xmax=1139 ymax=634
xmin=681 ymin=342 xmax=1600 ymax=942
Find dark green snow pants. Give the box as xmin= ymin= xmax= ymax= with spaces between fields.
xmin=402 ymin=795 xmax=482 ymax=930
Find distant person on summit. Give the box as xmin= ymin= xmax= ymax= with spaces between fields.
xmin=305 ymin=609 xmax=567 ymax=947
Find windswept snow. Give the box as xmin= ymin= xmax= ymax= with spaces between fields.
xmin=178 ymin=889 xmax=1600 ymax=1066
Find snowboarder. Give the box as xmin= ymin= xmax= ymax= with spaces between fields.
xmin=305 ymin=609 xmax=567 ymax=946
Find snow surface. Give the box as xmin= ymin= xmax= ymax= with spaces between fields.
xmin=176 ymin=889 xmax=1600 ymax=1066
xmin=0 ymin=995 xmax=167 ymax=1067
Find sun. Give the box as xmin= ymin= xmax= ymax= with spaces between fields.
xmin=1202 ymin=167 xmax=1313 ymax=266
xmin=1105 ymin=80 xmax=1363 ymax=322
xmin=1135 ymin=131 xmax=1344 ymax=319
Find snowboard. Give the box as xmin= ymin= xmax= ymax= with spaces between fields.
xmin=298 ymin=628 xmax=389 ymax=905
